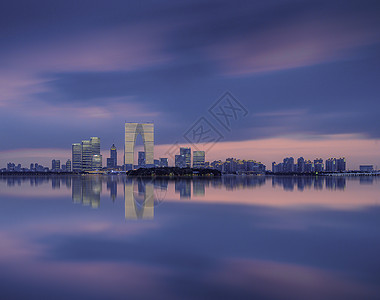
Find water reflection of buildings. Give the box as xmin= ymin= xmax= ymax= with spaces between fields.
xmin=72 ymin=176 xmax=102 ymax=208
xmin=175 ymin=179 xmax=191 ymax=199
xmin=271 ymin=176 xmax=347 ymax=191
xmin=124 ymin=179 xmax=154 ymax=219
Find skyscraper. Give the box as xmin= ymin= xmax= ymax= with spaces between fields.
xmin=325 ymin=158 xmax=337 ymax=172
xmin=90 ymin=137 xmax=100 ymax=156
xmin=81 ymin=140 xmax=93 ymax=171
xmin=180 ymin=147 xmax=191 ymax=168
xmin=283 ymin=157 xmax=295 ymax=173
xmin=138 ymin=151 xmax=146 ymax=167
xmin=92 ymin=155 xmax=102 ymax=169
xmin=297 ymin=157 xmax=305 ymax=173
xmin=72 ymin=143 xmax=82 ymax=172
xmin=314 ymin=158 xmax=324 ymax=172
xmin=110 ymin=144 xmax=117 ymax=167
xmin=336 ymin=158 xmax=346 ymax=172
xmin=124 ymin=123 xmax=154 ymax=170
xmin=193 ymin=151 xmax=205 ymax=168
xmin=175 ymin=154 xmax=186 ymax=168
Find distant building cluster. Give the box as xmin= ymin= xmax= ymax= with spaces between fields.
xmin=272 ymin=157 xmax=346 ymax=173
xmin=2 ymin=122 xmax=378 ymax=174
xmin=72 ymin=137 xmax=102 ymax=172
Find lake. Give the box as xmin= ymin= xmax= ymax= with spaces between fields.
xmin=0 ymin=175 xmax=379 ymax=299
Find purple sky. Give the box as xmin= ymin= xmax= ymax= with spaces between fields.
xmin=1 ymin=0 xmax=379 ymax=168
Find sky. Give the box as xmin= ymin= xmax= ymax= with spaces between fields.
xmin=0 ymin=0 xmax=380 ymax=169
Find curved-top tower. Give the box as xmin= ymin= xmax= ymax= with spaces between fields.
xmin=124 ymin=123 xmax=154 ymax=169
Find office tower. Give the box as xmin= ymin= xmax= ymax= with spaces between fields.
xmin=138 ymin=151 xmax=146 ymax=167
xmin=154 ymin=159 xmax=160 ymax=167
xmin=125 ymin=123 xmax=154 ymax=170
xmin=72 ymin=143 xmax=82 ymax=172
xmin=297 ymin=157 xmax=305 ymax=173
xmin=81 ymin=140 xmax=93 ymax=171
xmin=66 ymin=159 xmax=72 ymax=172
xmin=283 ymin=157 xmax=295 ymax=173
xmin=336 ymin=158 xmax=346 ymax=172
xmin=52 ymin=159 xmax=55 ymax=170
xmin=92 ymin=155 xmax=102 ymax=169
xmin=193 ymin=151 xmax=205 ymax=168
xmin=90 ymin=137 xmax=100 ymax=156
xmin=325 ymin=158 xmax=337 ymax=172
xmin=175 ymin=154 xmax=186 ymax=168
xmin=30 ymin=163 xmax=34 ymax=171
xmin=107 ymin=144 xmax=117 ymax=168
xmin=180 ymin=147 xmax=191 ymax=168
xmin=159 ymin=158 xmax=168 ymax=167
xmin=314 ymin=158 xmax=324 ymax=172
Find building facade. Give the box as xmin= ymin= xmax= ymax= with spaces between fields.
xmin=180 ymin=147 xmax=191 ymax=168
xmin=193 ymin=151 xmax=205 ymax=168
xmin=124 ymin=123 xmax=154 ymax=170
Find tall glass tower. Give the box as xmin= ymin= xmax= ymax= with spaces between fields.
xmin=180 ymin=147 xmax=191 ymax=168
xmin=72 ymin=143 xmax=82 ymax=172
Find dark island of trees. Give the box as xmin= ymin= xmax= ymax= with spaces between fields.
xmin=127 ymin=167 xmax=221 ymax=177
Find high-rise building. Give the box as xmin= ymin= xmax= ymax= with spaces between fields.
xmin=325 ymin=158 xmax=337 ymax=172
xmin=283 ymin=157 xmax=295 ymax=173
xmin=125 ymin=123 xmax=154 ymax=170
xmin=314 ymin=158 xmax=324 ymax=172
xmin=72 ymin=143 xmax=82 ymax=172
xmin=297 ymin=157 xmax=305 ymax=173
xmin=81 ymin=140 xmax=93 ymax=171
xmin=154 ymin=159 xmax=160 ymax=167
xmin=72 ymin=137 xmax=101 ymax=172
xmin=90 ymin=137 xmax=100 ymax=156
xmin=66 ymin=159 xmax=72 ymax=172
xmin=180 ymin=147 xmax=191 ymax=168
xmin=175 ymin=154 xmax=186 ymax=168
xmin=107 ymin=144 xmax=117 ymax=168
xmin=304 ymin=160 xmax=313 ymax=173
xmin=193 ymin=151 xmax=205 ymax=168
xmin=138 ymin=151 xmax=146 ymax=167
xmin=52 ymin=159 xmax=60 ymax=171
xmin=336 ymin=158 xmax=346 ymax=172
xmin=92 ymin=155 xmax=102 ymax=169
xmin=159 ymin=158 xmax=168 ymax=167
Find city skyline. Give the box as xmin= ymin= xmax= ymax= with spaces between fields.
xmin=1 ymin=1 xmax=380 ymax=170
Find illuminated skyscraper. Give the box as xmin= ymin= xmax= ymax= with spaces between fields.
xmin=72 ymin=143 xmax=82 ymax=172
xmin=193 ymin=151 xmax=205 ymax=168
xmin=92 ymin=155 xmax=102 ymax=169
xmin=180 ymin=147 xmax=191 ymax=168
xmin=124 ymin=123 xmax=154 ymax=170
xmin=90 ymin=137 xmax=100 ymax=156
xmin=81 ymin=140 xmax=93 ymax=171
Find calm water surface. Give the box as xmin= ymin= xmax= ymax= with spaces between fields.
xmin=0 ymin=175 xmax=379 ymax=299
